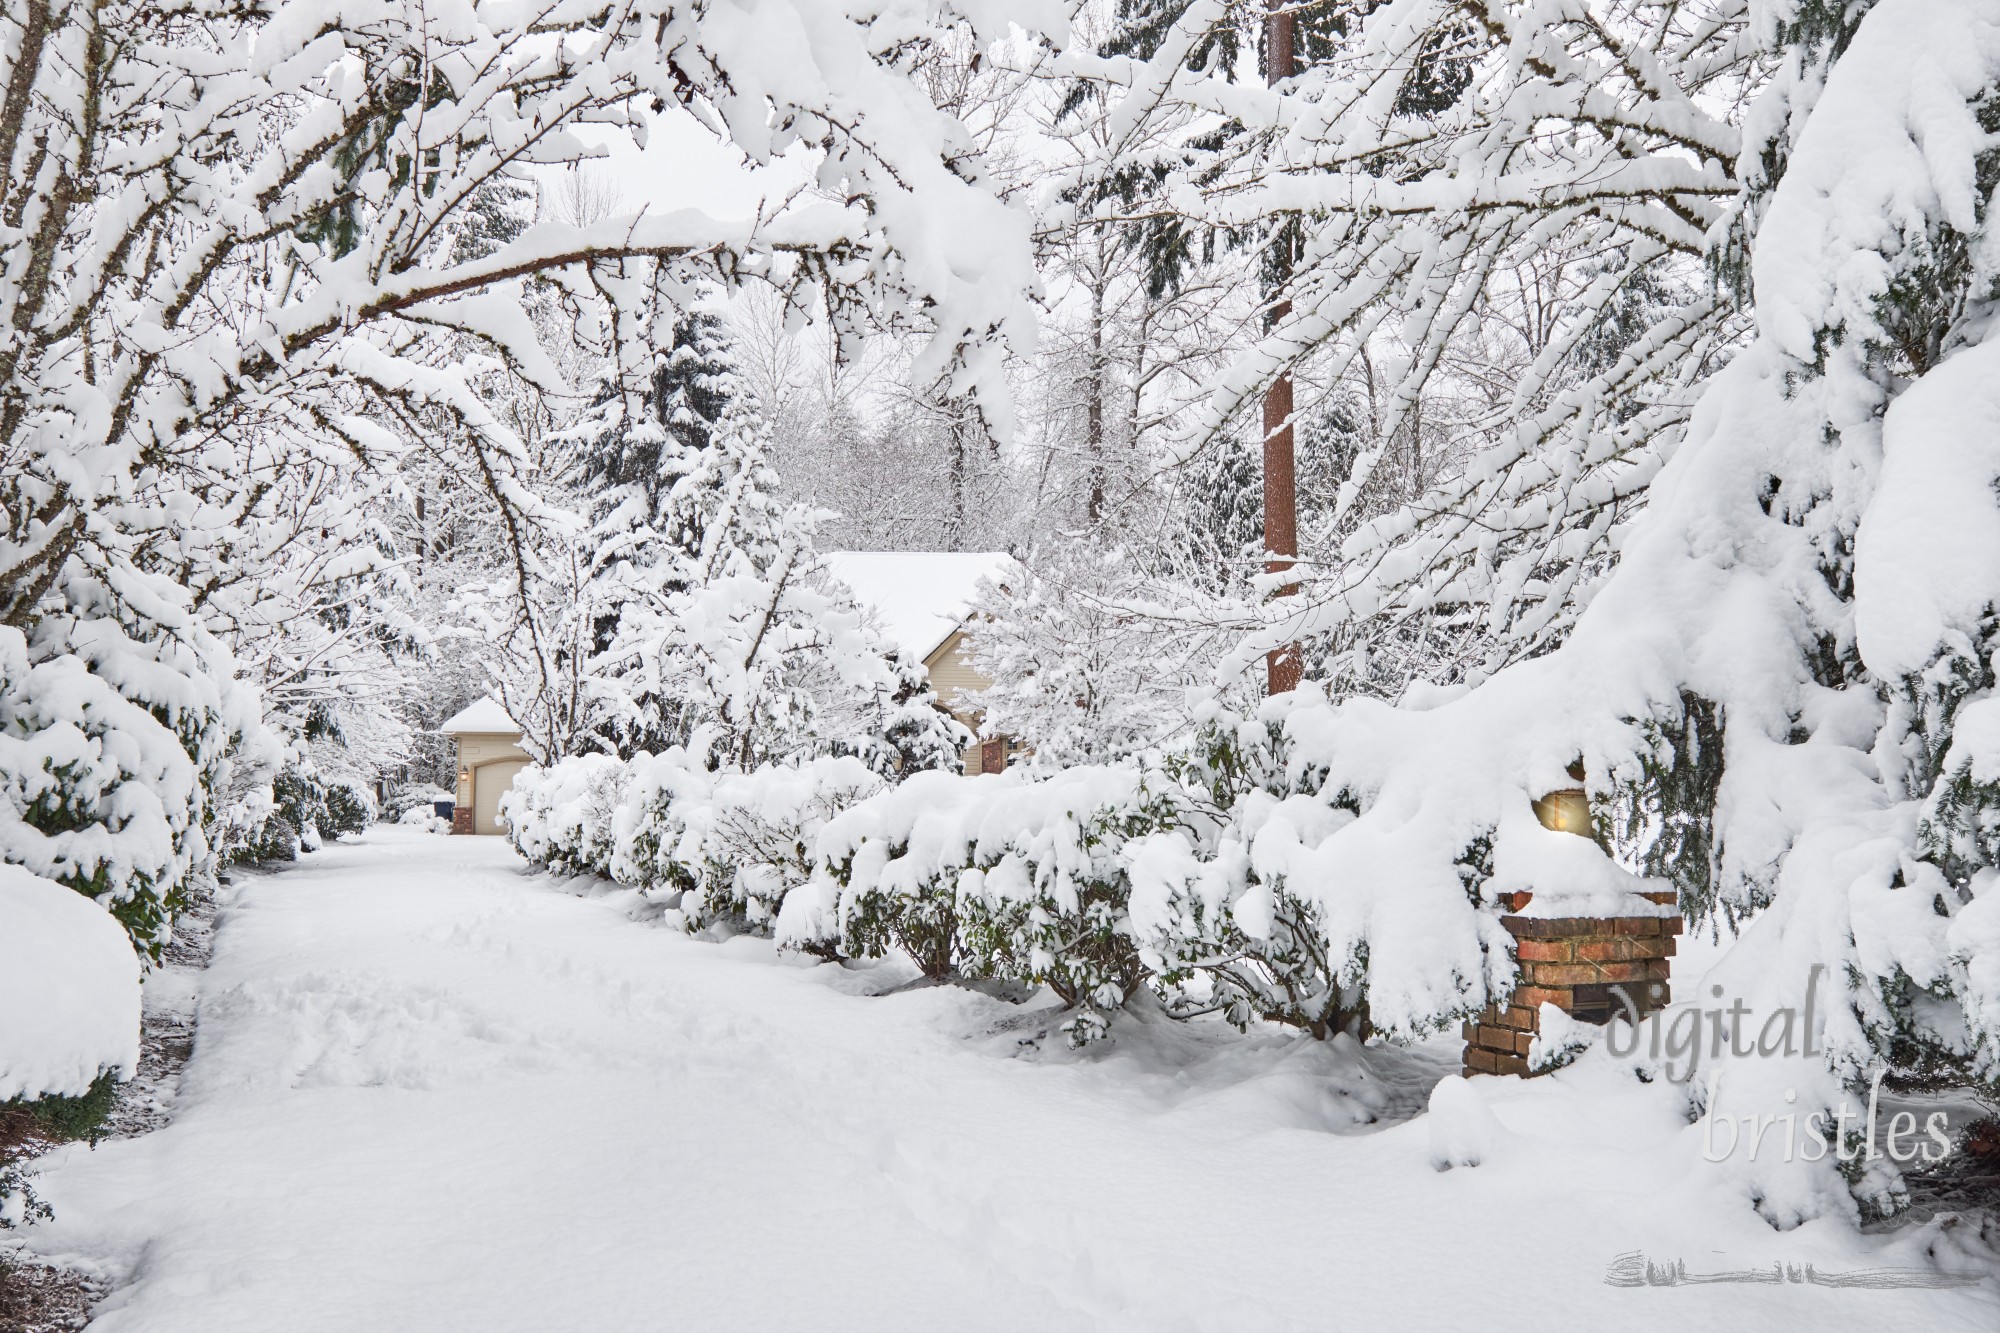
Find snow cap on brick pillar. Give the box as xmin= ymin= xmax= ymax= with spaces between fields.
xmin=1463 ymin=761 xmax=1683 ymax=1078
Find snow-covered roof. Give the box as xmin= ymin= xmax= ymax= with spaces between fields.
xmin=439 ymin=696 xmax=521 ymax=736
xmin=821 ymin=551 xmax=1015 ymax=664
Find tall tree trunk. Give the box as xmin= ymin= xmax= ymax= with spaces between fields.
xmin=1086 ymin=234 xmax=1107 ymax=526
xmin=1263 ymin=0 xmax=1301 ymax=695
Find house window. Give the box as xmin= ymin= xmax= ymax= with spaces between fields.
xmin=980 ymin=737 xmax=1005 ymax=774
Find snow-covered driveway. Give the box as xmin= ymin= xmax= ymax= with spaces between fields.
xmin=23 ymin=828 xmax=2000 ymax=1331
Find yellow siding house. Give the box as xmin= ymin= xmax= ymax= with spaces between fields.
xmin=821 ymin=551 xmax=1018 ymax=774
xmin=440 ymin=696 xmax=531 ymax=834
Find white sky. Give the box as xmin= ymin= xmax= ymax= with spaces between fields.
xmin=554 ymin=108 xmax=816 ymax=222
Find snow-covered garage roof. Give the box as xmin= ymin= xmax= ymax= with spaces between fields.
xmin=439 ymin=696 xmax=521 ymax=736
xmin=821 ymin=551 xmax=1015 ymax=664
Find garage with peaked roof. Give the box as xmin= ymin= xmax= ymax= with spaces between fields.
xmin=440 ymin=696 xmax=531 ymax=834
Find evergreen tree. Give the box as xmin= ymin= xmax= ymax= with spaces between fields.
xmin=578 ymin=313 xmax=742 ymax=562
xmin=542 ymin=310 xmax=966 ymax=775
xmin=561 ymin=312 xmax=793 ymax=759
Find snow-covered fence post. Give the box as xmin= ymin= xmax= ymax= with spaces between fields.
xmin=1463 ymin=767 xmax=1682 ymax=1077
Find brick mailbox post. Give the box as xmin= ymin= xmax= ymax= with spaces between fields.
xmin=1462 ymin=768 xmax=1684 ymax=1078
xmin=452 ymin=762 xmax=474 ymax=835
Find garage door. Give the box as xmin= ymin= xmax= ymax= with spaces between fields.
xmin=474 ymin=759 xmax=528 ymax=835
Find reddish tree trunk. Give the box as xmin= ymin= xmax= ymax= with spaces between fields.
xmin=1263 ymin=353 xmax=1301 ymax=694
xmin=1263 ymin=0 xmax=1301 ymax=695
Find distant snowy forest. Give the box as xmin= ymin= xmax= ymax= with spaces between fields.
xmin=6 ymin=0 xmax=2000 ymax=1233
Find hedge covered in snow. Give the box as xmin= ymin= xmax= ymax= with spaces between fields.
xmin=501 ymin=752 xmax=888 ymax=935
xmin=780 ymin=765 xmax=1180 ymax=1042
xmin=774 ymin=689 xmax=1661 ymax=1046
xmin=502 ymin=690 xmax=1670 ymax=1048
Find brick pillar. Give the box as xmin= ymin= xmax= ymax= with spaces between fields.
xmin=451 ymin=805 xmax=473 ymax=835
xmin=1463 ymin=891 xmax=1681 ymax=1077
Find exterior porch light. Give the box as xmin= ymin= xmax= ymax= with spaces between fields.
xmin=1530 ymin=761 xmax=1594 ymax=840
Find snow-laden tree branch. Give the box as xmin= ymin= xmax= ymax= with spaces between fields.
xmin=1054 ymin=0 xmax=1759 ymax=689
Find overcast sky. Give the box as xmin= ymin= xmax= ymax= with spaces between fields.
xmin=557 ymin=107 xmax=816 ymax=222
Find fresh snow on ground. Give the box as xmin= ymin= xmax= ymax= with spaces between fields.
xmin=19 ymin=828 xmax=1999 ymax=1331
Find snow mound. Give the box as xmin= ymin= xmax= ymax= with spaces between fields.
xmin=1527 ymin=1003 xmax=1597 ymax=1073
xmin=0 ymin=865 xmax=140 ymax=1101
xmin=1426 ymin=1075 xmax=1503 ymax=1171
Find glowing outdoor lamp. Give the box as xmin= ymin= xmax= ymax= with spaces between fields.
xmin=1531 ymin=761 xmax=1595 ymax=840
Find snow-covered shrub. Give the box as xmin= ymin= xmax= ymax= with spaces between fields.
xmin=510 ymin=749 xmax=887 ymax=939
xmin=238 ymin=813 xmax=301 ymax=864
xmin=232 ymin=760 xmax=313 ymax=864
xmin=0 ymin=604 xmax=240 ymax=957
xmin=678 ymin=757 xmax=886 ymax=936
xmin=205 ymin=720 xmax=285 ymax=872
xmin=0 ymin=865 xmax=141 ymax=1104
xmin=602 ymin=748 xmax=711 ymax=895
xmin=790 ymin=766 xmax=1187 ymax=1043
xmin=499 ymin=753 xmax=631 ymax=879
xmin=1127 ymin=816 xmax=1361 ymax=1040
xmin=956 ymin=774 xmax=1186 ymax=1044
xmin=1125 ymin=698 xmax=1386 ymax=1039
xmin=322 ymin=780 xmax=375 ymax=838
xmin=780 ymin=771 xmax=990 ymax=980
xmin=234 ymin=754 xmax=368 ymax=862
xmin=0 ymin=864 xmax=141 ymax=1227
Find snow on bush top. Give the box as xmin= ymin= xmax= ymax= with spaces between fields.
xmin=0 ymin=865 xmax=139 ymax=1102
xmin=790 ymin=765 xmax=1146 ymax=910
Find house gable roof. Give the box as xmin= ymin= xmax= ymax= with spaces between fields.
xmin=821 ymin=551 xmax=1014 ymax=665
xmin=439 ymin=695 xmax=521 ymax=736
